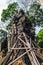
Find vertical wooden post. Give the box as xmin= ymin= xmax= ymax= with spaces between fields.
xmin=11 ymin=24 xmax=16 ymax=47
xmin=30 ymin=37 xmax=31 ymax=47
xmin=0 ymin=42 xmax=1 ymax=51
xmin=7 ymin=31 xmax=11 ymax=52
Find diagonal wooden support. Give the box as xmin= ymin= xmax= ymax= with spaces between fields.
xmin=23 ymin=32 xmax=40 ymax=65
xmin=23 ymin=32 xmax=31 ymax=48
xmin=8 ymin=49 xmax=32 ymax=65
xmin=18 ymin=36 xmax=28 ymax=47
xmin=23 ymin=32 xmax=35 ymax=65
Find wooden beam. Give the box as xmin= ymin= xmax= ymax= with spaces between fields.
xmin=1 ymin=40 xmax=18 ymax=65
xmin=23 ymin=32 xmax=40 ymax=65
xmin=35 ymin=51 xmax=43 ymax=61
xmin=23 ymin=32 xmax=35 ymax=65
xmin=8 ymin=49 xmax=31 ymax=65
xmin=11 ymin=47 xmax=29 ymax=50
xmin=12 ymin=39 xmax=18 ymax=48
xmin=23 ymin=32 xmax=31 ymax=48
xmin=31 ymin=39 xmax=40 ymax=48
xmin=18 ymin=37 xmax=28 ymax=47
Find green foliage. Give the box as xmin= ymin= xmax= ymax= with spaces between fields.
xmin=26 ymin=10 xmax=29 ymax=15
xmin=1 ymin=2 xmax=18 ymax=22
xmin=1 ymin=1 xmax=43 ymax=31
xmin=0 ymin=30 xmax=7 ymax=42
xmin=29 ymin=1 xmax=43 ymax=27
xmin=6 ymin=22 xmax=13 ymax=30
xmin=1 ymin=2 xmax=18 ymax=30
xmin=36 ymin=29 xmax=43 ymax=48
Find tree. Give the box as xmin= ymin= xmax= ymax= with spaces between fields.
xmin=1 ymin=2 xmax=18 ymax=22
xmin=1 ymin=2 xmax=18 ymax=30
xmin=29 ymin=1 xmax=43 ymax=27
xmin=0 ymin=30 xmax=7 ymax=42
xmin=36 ymin=29 xmax=43 ymax=48
xmin=6 ymin=21 xmax=13 ymax=30
xmin=1 ymin=1 xmax=43 ymax=31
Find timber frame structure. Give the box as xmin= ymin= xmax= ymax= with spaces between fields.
xmin=1 ymin=8 xmax=43 ymax=65
xmin=1 ymin=27 xmax=43 ymax=65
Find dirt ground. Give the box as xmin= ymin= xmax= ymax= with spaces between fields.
xmin=0 ymin=52 xmax=26 ymax=65
xmin=13 ymin=58 xmax=26 ymax=65
xmin=0 ymin=52 xmax=6 ymax=65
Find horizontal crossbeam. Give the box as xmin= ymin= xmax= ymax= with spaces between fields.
xmin=11 ymin=47 xmax=29 ymax=50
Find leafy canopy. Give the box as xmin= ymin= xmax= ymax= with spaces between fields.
xmin=36 ymin=29 xmax=43 ymax=48
xmin=1 ymin=1 xmax=43 ymax=30
xmin=6 ymin=21 xmax=13 ymax=30
xmin=1 ymin=2 xmax=18 ymax=22
xmin=29 ymin=1 xmax=43 ymax=27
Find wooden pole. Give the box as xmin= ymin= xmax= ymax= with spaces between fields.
xmin=11 ymin=48 xmax=29 ymax=50
xmin=18 ymin=37 xmax=28 ymax=47
xmin=23 ymin=32 xmax=35 ymax=65
xmin=0 ymin=42 xmax=1 ymax=51
xmin=23 ymin=32 xmax=40 ymax=65
xmin=8 ymin=49 xmax=31 ymax=65
xmin=7 ymin=34 xmax=11 ymax=52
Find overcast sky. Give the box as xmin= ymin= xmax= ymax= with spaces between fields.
xmin=0 ymin=0 xmax=43 ymax=33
